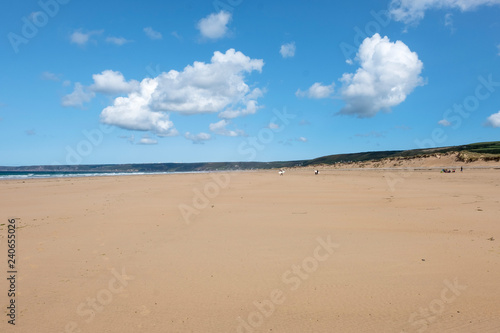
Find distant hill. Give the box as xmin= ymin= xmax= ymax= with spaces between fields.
xmin=1 ymin=141 xmax=499 ymax=174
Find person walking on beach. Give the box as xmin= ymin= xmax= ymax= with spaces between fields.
xmin=461 ymin=166 xmax=463 ymax=172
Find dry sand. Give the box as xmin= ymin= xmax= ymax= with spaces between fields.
xmin=1 ymin=168 xmax=500 ymax=332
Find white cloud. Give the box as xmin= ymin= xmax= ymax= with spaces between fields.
xmin=70 ymin=29 xmax=102 ymax=46
xmin=90 ymin=70 xmax=139 ymax=95
xmin=339 ymin=33 xmax=424 ymax=118
xmin=99 ymin=49 xmax=262 ymax=137
xmin=497 ymin=43 xmax=500 ymax=56
xmin=171 ymin=31 xmax=182 ymax=40
xmin=444 ymin=13 xmax=454 ymax=30
xmin=185 ymin=132 xmax=211 ymax=144
xmin=61 ymin=83 xmax=96 ymax=108
xmin=209 ymin=119 xmax=244 ymax=136
xmin=143 ymin=27 xmax=162 ymax=40
xmin=100 ymin=78 xmax=178 ymax=136
xmin=297 ymin=137 xmax=308 ymax=142
xmin=296 ymin=82 xmax=335 ymax=99
xmin=149 ymin=49 xmax=263 ymax=115
xmin=438 ymin=119 xmax=452 ymax=126
xmin=280 ymin=42 xmax=296 ymax=58
xmin=106 ymin=36 xmax=132 ymax=46
xmin=485 ymin=111 xmax=500 ymax=127
xmin=41 ymin=71 xmax=60 ymax=81
xmin=138 ymin=135 xmax=158 ymax=145
xmin=390 ymin=0 xmax=500 ymax=24
xmin=197 ymin=11 xmax=232 ymax=39
xmin=268 ymin=122 xmax=280 ymax=129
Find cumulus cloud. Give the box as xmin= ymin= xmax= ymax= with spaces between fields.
xmin=485 ymin=111 xmax=500 ymax=127
xmin=61 ymin=83 xmax=96 ymax=108
xmin=185 ymin=132 xmax=211 ymax=144
xmin=41 ymin=71 xmax=60 ymax=81
xmin=149 ymin=49 xmax=263 ymax=115
xmin=99 ymin=49 xmax=262 ymax=137
xmin=390 ymin=0 xmax=500 ymax=24
xmin=297 ymin=137 xmax=308 ymax=142
xmin=90 ymin=70 xmax=139 ymax=95
xmin=106 ymin=36 xmax=132 ymax=46
xmin=280 ymin=42 xmax=296 ymax=58
xmin=100 ymin=78 xmax=178 ymax=136
xmin=138 ymin=135 xmax=158 ymax=145
xmin=209 ymin=119 xmax=244 ymax=136
xmin=70 ymin=29 xmax=102 ymax=46
xmin=197 ymin=11 xmax=232 ymax=39
xmin=438 ymin=119 xmax=452 ymax=126
xmin=143 ymin=27 xmax=162 ymax=40
xmin=338 ymin=33 xmax=424 ymax=118
xmin=296 ymin=82 xmax=335 ymax=99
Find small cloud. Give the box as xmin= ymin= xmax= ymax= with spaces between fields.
xmin=144 ymin=27 xmax=162 ymax=40
xmin=41 ymin=71 xmax=60 ymax=81
xmin=105 ymin=36 xmax=132 ymax=46
xmin=90 ymin=70 xmax=139 ymax=95
xmin=268 ymin=122 xmax=280 ymax=129
xmin=185 ymin=132 xmax=211 ymax=144
xmin=355 ymin=131 xmax=385 ymax=138
xmin=297 ymin=137 xmax=308 ymax=142
xmin=197 ymin=11 xmax=232 ymax=40
xmin=395 ymin=125 xmax=411 ymax=130
xmin=280 ymin=42 xmax=296 ymax=58
xmin=70 ymin=29 xmax=103 ymax=46
xmin=61 ymin=82 xmax=96 ymax=108
xmin=25 ymin=129 xmax=36 ymax=136
xmin=346 ymin=59 xmax=353 ymax=65
xmin=171 ymin=31 xmax=182 ymax=40
xmin=497 ymin=43 xmax=500 ymax=56
xmin=138 ymin=135 xmax=158 ymax=145
xmin=444 ymin=13 xmax=455 ymax=32
xmin=209 ymin=119 xmax=244 ymax=136
xmin=62 ymin=80 xmax=71 ymax=87
xmin=438 ymin=119 xmax=451 ymax=127
xmin=485 ymin=111 xmax=500 ymax=127
xmin=296 ymin=82 xmax=335 ymax=99
xmin=119 ymin=135 xmax=135 ymax=144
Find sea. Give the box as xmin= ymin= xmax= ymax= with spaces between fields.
xmin=0 ymin=171 xmax=202 ymax=180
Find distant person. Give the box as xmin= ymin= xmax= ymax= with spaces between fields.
xmin=314 ymin=170 xmax=319 ymax=175
xmin=461 ymin=166 xmax=463 ymax=172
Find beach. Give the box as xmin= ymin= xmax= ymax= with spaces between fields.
xmin=1 ymin=168 xmax=499 ymax=332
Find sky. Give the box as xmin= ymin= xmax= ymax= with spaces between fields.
xmin=1 ymin=0 xmax=499 ymax=166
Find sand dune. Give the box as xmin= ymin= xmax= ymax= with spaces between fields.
xmin=1 ymin=168 xmax=500 ymax=332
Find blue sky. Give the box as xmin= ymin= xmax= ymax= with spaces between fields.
xmin=1 ymin=0 xmax=499 ymax=166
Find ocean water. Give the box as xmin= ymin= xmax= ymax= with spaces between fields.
xmin=0 ymin=171 xmax=186 ymax=180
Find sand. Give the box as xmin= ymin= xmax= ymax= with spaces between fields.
xmin=1 ymin=168 xmax=500 ymax=332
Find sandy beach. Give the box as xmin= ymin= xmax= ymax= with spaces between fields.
xmin=1 ymin=168 xmax=500 ymax=332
